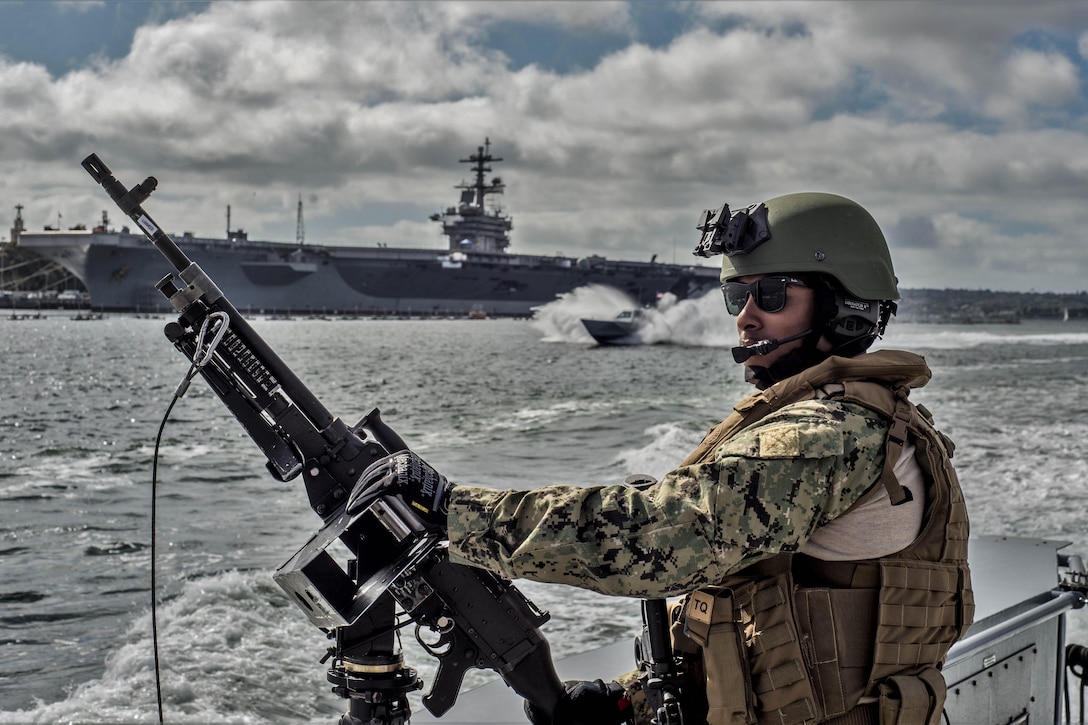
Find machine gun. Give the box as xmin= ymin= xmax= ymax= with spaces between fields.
xmin=82 ymin=154 xmax=563 ymax=724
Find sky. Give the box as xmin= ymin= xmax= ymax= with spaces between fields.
xmin=1 ymin=1 xmax=1087 ymax=294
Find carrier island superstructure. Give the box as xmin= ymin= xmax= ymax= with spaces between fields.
xmin=13 ymin=140 xmax=719 ymax=316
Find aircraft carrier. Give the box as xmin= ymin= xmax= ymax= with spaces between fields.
xmin=13 ymin=140 xmax=719 ymax=316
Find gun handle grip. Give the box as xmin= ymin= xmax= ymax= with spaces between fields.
xmin=357 ymin=408 xmax=408 ymax=454
xmin=421 ymin=640 xmax=474 ymax=717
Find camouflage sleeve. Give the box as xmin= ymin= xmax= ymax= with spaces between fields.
xmin=447 ymin=400 xmax=888 ymax=598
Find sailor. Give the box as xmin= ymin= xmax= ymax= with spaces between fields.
xmin=349 ymin=192 xmax=974 ymax=725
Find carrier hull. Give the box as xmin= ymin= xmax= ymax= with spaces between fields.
xmin=17 ymin=230 xmax=719 ymax=315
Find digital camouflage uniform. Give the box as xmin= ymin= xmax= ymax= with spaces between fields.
xmin=447 ymin=390 xmax=887 ymax=598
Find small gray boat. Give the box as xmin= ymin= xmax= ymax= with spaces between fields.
xmin=581 ymin=308 xmax=650 ymax=345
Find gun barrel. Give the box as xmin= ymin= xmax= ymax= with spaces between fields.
xmin=83 ymin=153 xmax=338 ymax=434
xmin=81 ymin=153 xmax=192 ymax=272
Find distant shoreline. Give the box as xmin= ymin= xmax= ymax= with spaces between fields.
xmin=2 ymin=285 xmax=1085 ymax=322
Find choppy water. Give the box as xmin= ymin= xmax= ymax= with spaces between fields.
xmin=2 ymin=289 xmax=1088 ymax=723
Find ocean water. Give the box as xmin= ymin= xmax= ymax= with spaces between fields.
xmin=2 ymin=289 xmax=1088 ymax=723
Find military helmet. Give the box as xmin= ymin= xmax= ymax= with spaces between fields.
xmin=710 ymin=192 xmax=899 ymax=301
xmin=694 ymin=192 xmax=899 ymax=361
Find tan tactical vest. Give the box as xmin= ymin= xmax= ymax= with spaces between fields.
xmin=675 ymin=350 xmax=974 ymax=725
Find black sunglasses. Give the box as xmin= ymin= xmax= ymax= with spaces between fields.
xmin=721 ymin=276 xmax=807 ymax=316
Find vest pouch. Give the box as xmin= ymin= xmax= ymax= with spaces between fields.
xmin=684 ymin=588 xmax=757 ymax=725
xmin=794 ymin=587 xmax=877 ymax=716
xmin=877 ymin=666 xmax=946 ymax=725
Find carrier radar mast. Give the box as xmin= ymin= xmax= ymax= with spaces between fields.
xmin=431 ymin=138 xmax=513 ymax=254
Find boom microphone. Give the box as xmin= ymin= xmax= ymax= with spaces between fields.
xmin=732 ymin=329 xmax=812 ymax=363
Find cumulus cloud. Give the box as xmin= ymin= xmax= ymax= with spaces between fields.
xmin=2 ymin=0 xmax=1087 ymax=292
xmin=1007 ymin=48 xmax=1080 ymax=105
xmin=986 ymin=48 xmax=1082 ymax=122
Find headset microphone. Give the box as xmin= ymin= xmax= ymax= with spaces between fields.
xmin=731 ymin=329 xmax=812 ymax=363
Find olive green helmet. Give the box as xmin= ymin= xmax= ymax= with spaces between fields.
xmin=694 ymin=191 xmax=899 ymax=359
xmin=698 ymin=192 xmax=898 ymax=300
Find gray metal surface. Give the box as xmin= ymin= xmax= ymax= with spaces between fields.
xmin=412 ymin=536 xmax=1083 ymax=725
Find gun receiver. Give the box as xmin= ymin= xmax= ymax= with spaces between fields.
xmin=82 ymin=154 xmax=563 ymax=721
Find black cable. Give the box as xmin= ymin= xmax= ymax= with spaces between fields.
xmin=150 ymin=363 xmax=198 ymax=725
xmin=1064 ymin=674 xmax=1069 ymax=724
xmin=1066 ymin=644 xmax=1088 ymax=724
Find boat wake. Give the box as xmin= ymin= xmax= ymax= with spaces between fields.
xmin=530 ymin=284 xmax=733 ymax=347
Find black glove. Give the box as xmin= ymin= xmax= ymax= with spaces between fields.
xmin=346 ymin=451 xmax=454 ymax=529
xmin=525 ymin=679 xmax=634 ymax=725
